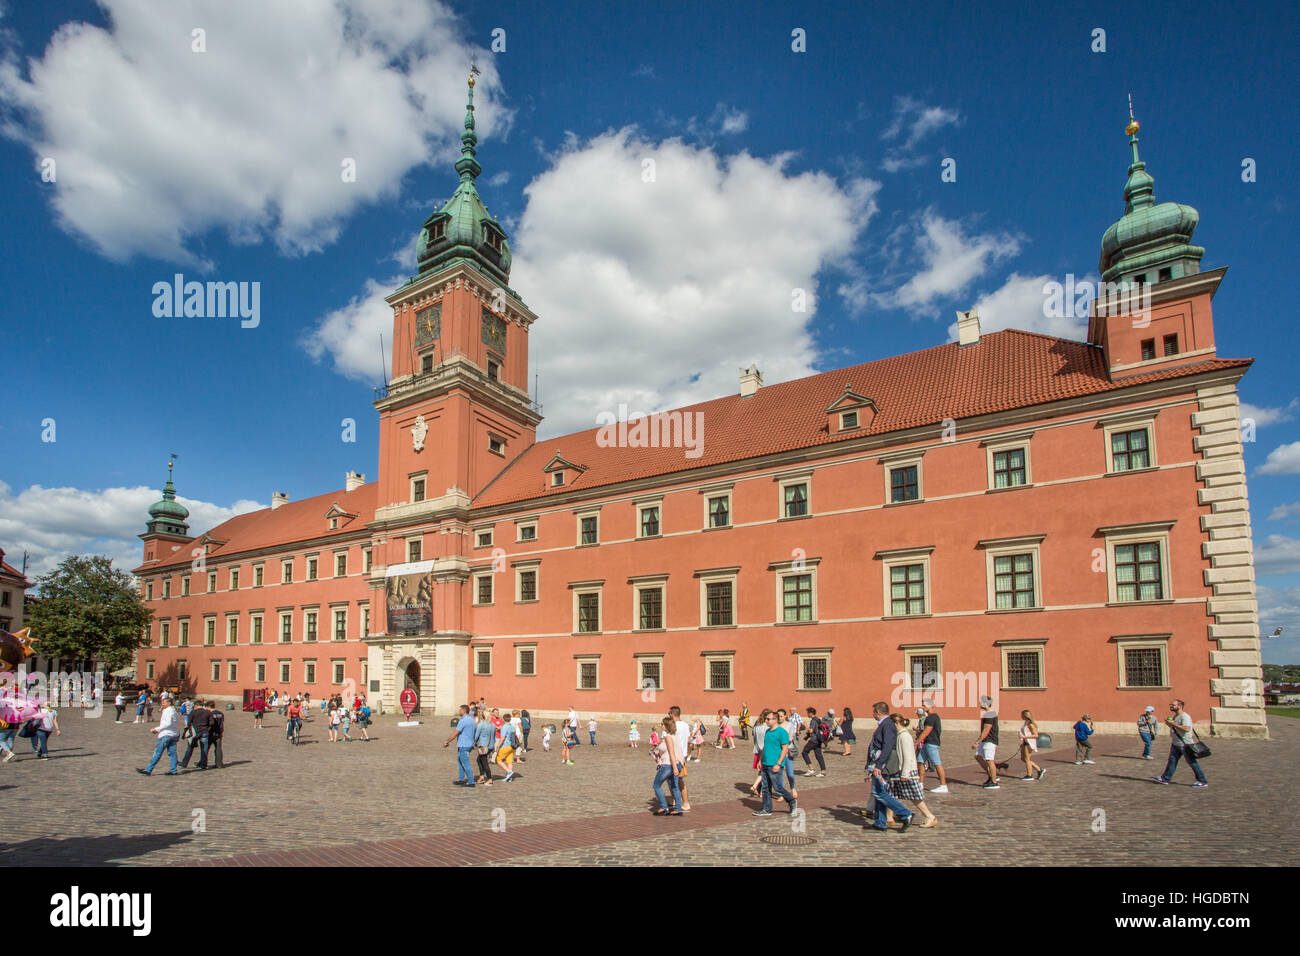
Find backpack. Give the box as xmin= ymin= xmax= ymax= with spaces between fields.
xmin=815 ymin=717 xmax=833 ymax=744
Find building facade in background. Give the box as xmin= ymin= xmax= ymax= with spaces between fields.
xmin=134 ymin=91 xmax=1266 ymax=737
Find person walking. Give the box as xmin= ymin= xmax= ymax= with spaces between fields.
xmin=562 ymin=721 xmax=577 ymax=764
xmin=588 ymin=715 xmax=598 ymax=746
xmin=651 ymin=717 xmax=683 ymax=816
xmin=669 ymin=705 xmax=693 ymax=811
xmin=30 ymin=702 xmax=59 ymax=759
xmin=328 ymin=703 xmax=341 ymax=743
xmin=1073 ymin=714 xmax=1096 ymax=765
xmin=1018 ymin=710 xmax=1045 ymax=780
xmin=779 ymin=708 xmax=800 ymax=800
xmin=520 ymin=709 xmax=531 ymax=753
xmin=739 ymin=702 xmax=751 ymax=741
xmin=180 ymin=700 xmax=212 ymax=769
xmin=137 ymin=693 xmax=181 ymax=775
xmin=866 ymin=702 xmax=913 ymax=832
xmin=474 ymin=708 xmax=496 ymax=785
xmin=754 ymin=711 xmax=798 ymax=817
xmin=628 ymin=718 xmax=640 ymax=749
xmin=973 ymin=696 xmax=1000 ymax=789
xmin=443 ymin=704 xmax=477 ymax=787
xmin=0 ymin=717 xmax=16 ymax=763
xmin=800 ymin=707 xmax=827 ymax=776
xmin=357 ymin=701 xmax=372 ymax=741
xmin=889 ymin=714 xmax=937 ymax=827
xmin=1137 ymin=705 xmax=1159 ymax=759
xmin=1152 ymin=699 xmax=1208 ymax=788
xmin=748 ymin=708 xmax=771 ymax=796
xmin=567 ymin=705 xmax=580 ymax=746
xmin=134 ymin=690 xmax=147 ymax=724
xmin=145 ymin=692 xmax=155 ymax=721
xmin=208 ymin=701 xmax=225 ymax=769
xmin=114 ymin=690 xmax=125 ymax=723
xmin=496 ymin=713 xmax=520 ymax=782
xmin=253 ymin=697 xmax=265 ymax=729
xmin=340 ymin=704 xmax=353 ymax=742
xmin=839 ymin=706 xmax=857 ymax=758
xmin=690 ymin=717 xmax=705 ymax=761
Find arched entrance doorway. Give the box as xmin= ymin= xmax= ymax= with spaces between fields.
xmin=401 ymin=658 xmax=421 ymax=713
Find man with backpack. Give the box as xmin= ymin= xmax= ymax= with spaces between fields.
xmin=800 ymin=706 xmax=828 ymax=776
xmin=180 ymin=700 xmax=212 ymax=770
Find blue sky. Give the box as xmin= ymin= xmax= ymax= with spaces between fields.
xmin=1 ymin=0 xmax=1298 ymax=660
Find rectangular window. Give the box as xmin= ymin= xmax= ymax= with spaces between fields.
xmin=304 ymin=662 xmax=316 ymax=684
xmin=840 ymin=410 xmax=858 ymax=430
xmin=994 ymin=553 xmax=1036 ymax=609
xmin=333 ymin=662 xmax=345 ymax=684
xmin=782 ymin=574 xmax=813 ymax=622
xmin=163 ymin=578 xmax=171 ymax=599
xmin=176 ymin=660 xmax=188 ymax=680
xmin=282 ymin=559 xmax=293 ymax=583
xmin=207 ymin=572 xmax=216 ymax=593
xmin=639 ymin=659 xmax=663 ymax=692
xmin=476 ymin=529 xmax=493 ymax=548
xmin=146 ymin=660 xmax=155 ymax=679
xmin=489 ymin=437 xmax=504 ymax=455
xmin=335 ymin=553 xmax=347 ymax=577
xmin=279 ymin=661 xmax=290 ymax=684
xmin=783 ymin=482 xmax=808 ymax=518
xmin=908 ymin=653 xmax=941 ymax=692
xmin=421 ymin=353 xmax=434 ymax=374
xmin=475 ymin=649 xmax=492 ymax=676
xmin=160 ymin=622 xmax=169 ymax=647
xmin=1124 ymin=647 xmax=1164 ymax=687
xmin=307 ymin=557 xmax=318 ymax=580
xmin=579 ymin=515 xmax=598 ymax=545
xmin=707 ymin=658 xmax=733 ymax=691
xmin=992 ymin=448 xmax=1027 ymax=488
xmin=254 ymin=565 xmax=264 ymax=587
xmin=1163 ymin=333 xmax=1179 ymax=356
xmin=407 ymin=540 xmax=422 ymax=563
xmin=638 ymin=586 xmax=663 ymax=630
xmin=361 ymin=606 xmax=370 ymax=637
xmin=706 ymin=581 xmax=733 ymax=626
xmin=146 ymin=581 xmax=153 ymax=600
xmin=363 ymin=549 xmax=372 ymax=572
xmin=251 ymin=616 xmax=263 ymax=644
xmin=890 ymin=465 xmax=919 ymax=503
xmin=304 ymin=611 xmax=316 ymax=642
xmin=639 ymin=505 xmax=660 ymax=538
xmin=281 ymin=613 xmax=294 ymax=643
xmin=182 ymin=576 xmax=190 ymax=597
xmin=1141 ymin=338 xmax=1156 ymax=361
xmin=1115 ymin=542 xmax=1164 ymax=601
xmin=519 ymin=570 xmax=537 ymax=602
xmin=552 ymin=471 xmax=565 ymax=486
xmin=890 ymin=564 xmax=926 ymax=616
xmin=518 ymin=523 xmax=537 ymax=542
xmin=204 ymin=619 xmax=215 ymax=645
xmin=802 ymin=656 xmax=828 ymax=690
xmin=334 ymin=609 xmax=346 ymax=641
xmin=227 ymin=618 xmax=238 ymax=644
xmin=255 ymin=661 xmax=266 ymax=683
xmin=476 ymin=575 xmax=493 ymax=605
xmin=579 ymin=660 xmax=599 ymax=690
xmin=1111 ymin=428 xmax=1151 ymax=471
xmin=1005 ymin=651 xmax=1041 ymax=688
xmin=578 ymin=592 xmax=600 ymax=632
xmin=179 ymin=621 xmax=189 ymax=646
xmin=707 ymin=495 xmax=730 ymax=529
xmin=412 ymin=478 xmax=426 ymax=503
xmin=227 ymin=661 xmax=237 ymax=682
xmin=517 ymin=648 xmax=536 ymax=676
xmin=211 ymin=661 xmax=220 ymax=681
xmin=229 ymin=569 xmax=239 ymax=590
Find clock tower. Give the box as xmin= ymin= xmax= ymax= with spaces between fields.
xmin=366 ymin=68 xmax=541 ymax=713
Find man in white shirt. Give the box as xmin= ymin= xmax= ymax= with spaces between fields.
xmin=1152 ymin=699 xmax=1208 ymax=787
xmin=567 ymin=706 xmax=580 ymax=746
xmin=114 ymin=691 xmax=125 ymax=723
xmin=138 ymin=693 xmax=181 ymax=775
xmin=669 ymin=706 xmax=692 ymax=811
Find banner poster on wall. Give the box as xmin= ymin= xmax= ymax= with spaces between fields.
xmin=385 ymin=560 xmax=435 ymax=636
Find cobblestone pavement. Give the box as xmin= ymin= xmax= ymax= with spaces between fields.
xmin=1 ymin=709 xmax=1294 ymax=866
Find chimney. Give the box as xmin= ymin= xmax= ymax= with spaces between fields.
xmin=739 ymin=364 xmax=763 ymax=398
xmin=345 ymin=471 xmax=365 ymax=492
xmin=956 ymin=306 xmax=981 ymax=346
xmin=271 ymin=491 xmax=289 ymax=510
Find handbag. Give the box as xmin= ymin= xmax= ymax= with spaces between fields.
xmin=18 ymin=719 xmax=37 ymax=738
xmin=1184 ymin=730 xmax=1211 ymax=759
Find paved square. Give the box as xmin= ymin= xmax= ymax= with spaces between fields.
xmin=2 ymin=709 xmax=1294 ymax=866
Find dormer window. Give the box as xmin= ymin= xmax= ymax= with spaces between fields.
xmin=552 ymin=471 xmax=565 ymax=487
xmin=329 ymin=517 xmax=338 ymax=530
xmin=429 ymin=220 xmax=446 ymax=241
xmin=840 ymin=411 xmax=858 ymax=430
xmin=485 ymin=229 xmax=503 ymax=251
xmin=488 ymin=436 xmax=504 ymax=455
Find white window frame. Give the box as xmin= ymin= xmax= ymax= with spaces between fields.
xmin=334 ymin=551 xmax=347 ymax=577
xmin=281 ymin=610 xmax=295 ymax=643
xmin=698 ymin=570 xmax=739 ymax=628
xmin=1102 ymin=415 xmax=1158 ymax=474
xmin=515 ymin=518 xmax=538 ymax=543
xmin=406 ymin=538 xmax=422 ymax=563
xmin=278 ymin=661 xmax=291 ymax=684
xmin=472 ymin=570 xmax=495 ymax=607
xmin=1101 ymin=522 xmax=1174 ymax=605
xmin=636 ymin=498 xmax=663 ymax=539
xmin=331 ymin=605 xmax=348 ymax=641
xmin=225 ymin=614 xmax=239 ymax=645
xmin=332 ymin=660 xmax=346 ymax=685
xmin=361 ymin=605 xmax=370 ymax=638
xmin=999 ymin=641 xmax=1047 ymax=690
xmin=250 ymin=614 xmax=263 ymax=645
xmin=777 ymin=471 xmax=813 ymax=519
xmin=980 ymin=535 xmax=1045 ymax=611
xmin=630 ymin=574 xmax=669 ymax=631
xmin=575 ymin=655 xmax=600 ymax=691
xmin=211 ymin=660 xmax=221 ymax=682
xmin=204 ymin=616 xmax=216 ymax=645
xmin=515 ymin=562 xmax=540 ymax=604
xmin=474 ymin=525 xmax=494 ymax=549
xmin=839 ymin=410 xmax=859 ymax=431
xmin=770 ymin=558 xmax=820 ymax=624
xmin=883 ymin=454 xmax=925 ymax=504
xmin=255 ymin=660 xmax=266 ymax=683
xmin=228 ymin=661 xmax=238 ymax=682
xmin=282 ymin=558 xmax=293 ymax=583
xmin=515 ymin=643 xmax=537 ymax=677
xmin=229 ymin=567 xmax=240 ymax=590
xmin=795 ymin=648 xmax=832 ymax=692
xmin=306 ymin=555 xmax=319 ymax=580
xmin=254 ymin=563 xmax=265 ymax=587
xmin=575 ymin=508 xmax=600 ymax=547
xmin=473 ymin=645 xmax=493 ymax=676
xmin=703 ymin=652 xmax=735 ymax=691
xmin=637 ymin=654 xmax=665 ymax=693
xmin=572 ymin=583 xmax=603 ymax=634
xmin=410 ymin=472 xmax=428 ymax=504
xmin=702 ymin=488 xmax=733 ymax=530
xmin=146 ymin=660 xmax=156 ymax=680
xmin=902 ymin=644 xmax=945 ymax=694
xmin=879 ymin=547 xmax=934 ymax=618
xmin=303 ymin=660 xmax=317 ymax=685
xmin=985 ymin=437 xmax=1033 ymax=490
xmin=1114 ymin=635 xmax=1171 ymax=689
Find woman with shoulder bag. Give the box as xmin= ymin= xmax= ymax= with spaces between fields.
xmin=888 ymin=714 xmax=937 ymax=827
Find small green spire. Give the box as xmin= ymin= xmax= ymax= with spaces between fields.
xmin=455 ymin=60 xmax=482 ymax=184
xmin=1122 ymin=96 xmax=1155 ymax=212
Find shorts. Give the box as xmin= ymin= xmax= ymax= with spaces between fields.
xmin=1021 ymin=738 xmax=1039 ymax=752
xmin=498 ymin=745 xmax=515 ymax=763
xmin=977 ymin=742 xmax=997 ymax=761
xmin=920 ymin=743 xmax=942 ymax=767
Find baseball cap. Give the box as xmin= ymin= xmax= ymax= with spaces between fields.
xmin=1082 ymin=714 xmax=1092 ymax=720
xmin=1144 ymin=705 xmax=1155 ymax=712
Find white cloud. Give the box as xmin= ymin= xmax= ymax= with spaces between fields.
xmin=942 ymin=272 xmax=1088 ymax=342
xmin=1240 ymin=399 xmax=1298 ymax=428
xmin=0 ymin=0 xmax=501 ymax=266
xmin=301 ymin=275 xmax=404 ymax=383
xmin=1268 ymin=502 xmax=1300 ymax=522
xmin=307 ymin=129 xmax=881 ymax=437
xmin=1258 ymin=441 xmax=1300 ymax=475
xmin=0 ymin=483 xmax=261 ymax=581
xmin=885 ymin=212 xmax=1020 ymax=311
xmin=1255 ymin=534 xmax=1300 ymax=577
xmin=880 ymin=96 xmax=960 ymax=171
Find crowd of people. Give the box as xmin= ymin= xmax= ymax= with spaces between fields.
xmin=445 ymin=700 xmax=531 ymax=785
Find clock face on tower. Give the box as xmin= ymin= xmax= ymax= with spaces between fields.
xmin=481 ymin=309 xmax=507 ymax=354
xmin=415 ymin=304 xmax=441 ymax=347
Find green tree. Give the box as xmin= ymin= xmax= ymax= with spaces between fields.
xmin=28 ymin=555 xmax=152 ymax=672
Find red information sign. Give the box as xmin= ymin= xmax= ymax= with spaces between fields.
xmin=400 ymin=688 xmax=417 ymax=719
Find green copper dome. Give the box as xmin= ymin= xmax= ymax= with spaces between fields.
xmin=145 ymin=463 xmax=190 ymax=536
xmin=415 ymin=72 xmax=512 ymax=286
xmin=1098 ymin=113 xmax=1204 ymax=285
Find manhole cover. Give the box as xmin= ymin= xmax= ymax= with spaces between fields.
xmin=760 ymin=834 xmax=817 ymax=846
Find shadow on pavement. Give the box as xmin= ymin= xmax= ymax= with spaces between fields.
xmin=0 ymin=830 xmax=194 ymax=866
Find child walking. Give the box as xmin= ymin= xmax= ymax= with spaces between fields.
xmin=562 ymin=723 xmax=576 ymax=764
xmin=542 ymin=725 xmax=552 ymax=752
xmin=629 ymin=718 xmax=640 ymax=749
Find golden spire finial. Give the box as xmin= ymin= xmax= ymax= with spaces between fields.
xmin=1126 ymin=94 xmax=1140 ymax=136
xmin=468 ymin=54 xmax=480 ymax=88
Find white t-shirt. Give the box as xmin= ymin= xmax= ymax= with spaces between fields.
xmin=115 ymin=693 xmax=124 ymax=706
xmin=674 ymin=719 xmax=691 ymax=764
xmin=568 ymin=709 xmax=578 ymax=728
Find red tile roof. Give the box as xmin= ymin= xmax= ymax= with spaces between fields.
xmin=136 ymin=483 xmax=378 ymax=573
xmin=474 ymin=330 xmax=1251 ymax=508
xmin=0 ymin=559 xmax=29 ymax=585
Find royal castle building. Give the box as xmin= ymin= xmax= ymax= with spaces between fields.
xmin=134 ymin=84 xmax=1266 ymax=737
